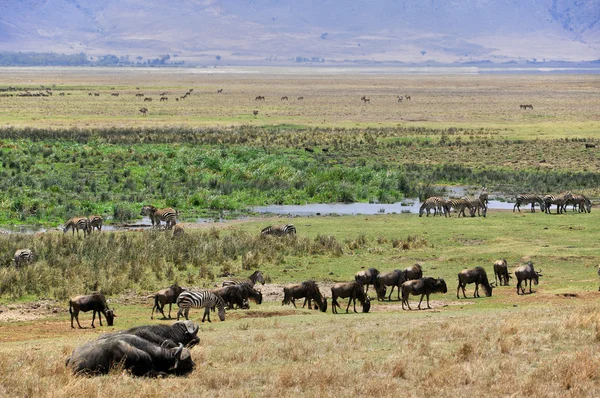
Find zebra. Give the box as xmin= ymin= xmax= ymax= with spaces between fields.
xmin=261 ymin=224 xmax=296 ymax=236
xmin=479 ymin=188 xmax=489 ymax=210
xmin=63 ymin=217 xmax=91 ymax=236
xmin=140 ymin=205 xmax=178 ymax=229
xmin=419 ymin=197 xmax=445 ymax=217
xmin=14 ymin=249 xmax=34 ymax=267
xmin=444 ymin=199 xmax=473 ymax=217
xmin=222 ymin=270 xmax=266 ymax=288
xmin=88 ymin=215 xmax=103 ymax=232
xmin=461 ymin=196 xmax=487 ymax=217
xmin=544 ymin=192 xmax=573 ymax=214
xmin=513 ymin=194 xmax=546 ymax=213
xmin=176 ymin=290 xmax=226 ymax=323
xmin=562 ymin=194 xmax=592 ymax=213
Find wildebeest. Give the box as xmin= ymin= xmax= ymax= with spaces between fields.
xmin=355 ymin=268 xmax=379 ymax=293
xmin=151 ymin=284 xmax=186 ymax=319
xmin=282 ymin=280 xmax=327 ymax=312
xmin=515 ymin=261 xmax=542 ymax=295
xmin=403 ymin=264 xmax=423 ymax=280
xmin=457 ymin=267 xmax=494 ymax=299
xmin=66 ymin=334 xmax=194 ymax=377
xmin=331 ymin=281 xmax=371 ymax=314
xmin=212 ymin=285 xmax=246 ymax=309
xmin=69 ymin=292 xmax=116 ymax=329
xmin=401 ymin=277 xmax=447 ymax=310
xmin=374 ymin=269 xmax=406 ymax=301
xmin=99 ymin=321 xmax=200 ymax=349
xmin=493 ymin=259 xmax=511 ymax=286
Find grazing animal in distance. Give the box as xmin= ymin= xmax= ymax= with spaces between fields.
xmin=261 ymin=224 xmax=296 ymax=237
xmin=88 ymin=215 xmax=103 ymax=232
xmin=282 ymin=280 xmax=327 ymax=312
xmin=69 ymin=292 xmax=116 ymax=329
xmin=99 ymin=321 xmax=200 ymax=349
xmin=14 ymin=249 xmax=34 ymax=268
xmin=361 ymin=96 xmax=370 ymax=104
xmin=151 ymin=284 xmax=186 ymax=319
xmin=65 ymin=334 xmax=194 ymax=377
xmin=374 ymin=269 xmax=406 ymax=301
xmin=401 ymin=277 xmax=447 ymax=310
xmin=253 ymin=110 xmax=259 ymax=116
xmin=513 ymin=194 xmax=546 ymax=213
xmin=444 ymin=198 xmax=473 ymax=217
xmin=297 ymin=96 xmax=304 ymax=100
xmin=355 ymin=268 xmax=380 ymax=293
xmin=222 ymin=270 xmax=266 ymax=288
xmin=63 ymin=217 xmax=90 ymax=237
xmin=515 ymin=261 xmax=542 ymax=295
xmin=304 ymin=147 xmax=314 ymax=153
xmin=562 ymin=194 xmax=592 ymax=213
xmin=419 ymin=196 xmax=445 ymax=217
xmin=255 ymin=95 xmax=265 ymax=101
xmin=493 ymin=259 xmax=511 ymax=286
xmin=160 ymin=96 xmax=168 ymax=101
xmin=217 ymin=89 xmax=223 ymax=93
xmin=144 ymin=97 xmax=152 ymax=102
xmin=176 ymin=290 xmax=226 ymax=322
xmin=140 ymin=205 xmax=178 ymax=229
xmin=585 ymin=143 xmax=596 ymax=149
xmin=544 ymin=192 xmax=573 ymax=214
xmin=331 ymin=281 xmax=370 ymax=314
xmin=403 ymin=264 xmax=423 ymax=281
xmin=281 ymin=96 xmax=288 ymax=101
xmin=139 ymin=107 xmax=148 ymax=116
xmin=457 ymin=267 xmax=494 ymax=298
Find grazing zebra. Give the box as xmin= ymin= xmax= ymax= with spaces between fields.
xmin=222 ymin=270 xmax=266 ymax=288
xmin=461 ymin=196 xmax=487 ymax=217
xmin=176 ymin=290 xmax=226 ymax=323
xmin=544 ymin=192 xmax=573 ymax=214
xmin=513 ymin=194 xmax=546 ymax=213
xmin=173 ymin=223 xmax=185 ymax=237
xmin=479 ymin=188 xmax=489 ymax=209
xmin=14 ymin=249 xmax=34 ymax=267
xmin=563 ymin=194 xmax=592 ymax=213
xmin=140 ymin=205 xmax=178 ymax=229
xmin=63 ymin=217 xmax=91 ymax=236
xmin=419 ymin=197 xmax=445 ymax=217
xmin=88 ymin=215 xmax=103 ymax=232
xmin=260 ymin=224 xmax=296 ymax=236
xmin=444 ymin=199 xmax=473 ymax=217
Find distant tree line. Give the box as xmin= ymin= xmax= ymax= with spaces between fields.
xmin=0 ymin=52 xmax=184 ymax=67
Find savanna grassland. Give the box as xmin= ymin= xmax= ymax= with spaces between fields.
xmin=1 ymin=69 xmax=600 ymax=397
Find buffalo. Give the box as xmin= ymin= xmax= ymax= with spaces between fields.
xmin=493 ymin=259 xmax=512 ymax=286
xmin=457 ymin=267 xmax=494 ymax=299
xmin=69 ymin=292 xmax=116 ymax=329
xmin=401 ymin=277 xmax=447 ymax=310
xmin=331 ymin=282 xmax=371 ymax=314
xmin=515 ymin=261 xmax=542 ymax=295
xmin=374 ymin=269 xmax=406 ymax=301
xmin=99 ymin=321 xmax=200 ymax=349
xmin=282 ymin=280 xmax=327 ymax=312
xmin=151 ymin=284 xmax=186 ymax=319
xmin=66 ymin=334 xmax=194 ymax=377
xmin=354 ymin=268 xmax=379 ymax=293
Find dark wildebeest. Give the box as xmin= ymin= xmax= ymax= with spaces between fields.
xmin=331 ymin=282 xmax=371 ymax=314
xmin=355 ymin=268 xmax=379 ymax=293
xmin=65 ymin=335 xmax=194 ymax=377
xmin=403 ymin=264 xmax=423 ymax=281
xmin=150 ymin=284 xmax=186 ymax=319
xmin=457 ymin=267 xmax=494 ymax=299
xmin=69 ymin=293 xmax=116 ymax=329
xmin=98 ymin=321 xmax=200 ymax=349
xmin=515 ymin=261 xmax=542 ymax=295
xmin=282 ymin=280 xmax=327 ymax=312
xmin=374 ymin=269 xmax=406 ymax=301
xmin=493 ymin=259 xmax=512 ymax=286
xmin=212 ymin=286 xmax=246 ymax=309
xmin=401 ymin=277 xmax=447 ymax=310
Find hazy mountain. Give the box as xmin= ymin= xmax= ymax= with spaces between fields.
xmin=0 ymin=0 xmax=597 ymax=64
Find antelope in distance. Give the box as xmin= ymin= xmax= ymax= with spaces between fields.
xmin=361 ymin=96 xmax=370 ymax=104
xmin=139 ymin=108 xmax=148 ymax=116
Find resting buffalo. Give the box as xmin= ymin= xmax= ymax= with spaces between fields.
xmin=374 ymin=269 xmax=406 ymax=301
xmin=355 ymin=268 xmax=379 ymax=293
xmin=331 ymin=281 xmax=370 ymax=314
xmin=66 ymin=334 xmax=194 ymax=377
xmin=515 ymin=261 xmax=542 ymax=295
xmin=493 ymin=259 xmax=511 ymax=286
xmin=98 ymin=321 xmax=200 ymax=349
xmin=457 ymin=266 xmax=494 ymax=299
xmin=282 ymin=280 xmax=327 ymax=312
xmin=401 ymin=277 xmax=447 ymax=310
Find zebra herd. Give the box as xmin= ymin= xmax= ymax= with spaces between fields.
xmin=513 ymin=192 xmax=591 ymax=214
xmin=419 ymin=190 xmax=488 ymax=218
xmin=63 ymin=216 xmax=104 ymax=236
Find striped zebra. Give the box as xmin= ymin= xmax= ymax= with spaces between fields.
xmin=140 ymin=205 xmax=178 ymax=229
xmin=563 ymin=194 xmax=592 ymax=213
xmin=176 ymin=290 xmax=226 ymax=323
xmin=444 ymin=199 xmax=473 ymax=217
xmin=461 ymin=197 xmax=487 ymax=217
xmin=88 ymin=215 xmax=103 ymax=232
xmin=14 ymin=249 xmax=34 ymax=267
xmin=63 ymin=217 xmax=91 ymax=236
xmin=543 ymin=192 xmax=573 ymax=214
xmin=513 ymin=194 xmax=546 ymax=213
xmin=479 ymin=188 xmax=489 ymax=209
xmin=419 ymin=197 xmax=445 ymax=217
xmin=260 ymin=224 xmax=296 ymax=236
xmin=222 ymin=270 xmax=266 ymax=288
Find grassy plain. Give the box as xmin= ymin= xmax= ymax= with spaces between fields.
xmin=1 ymin=69 xmax=600 ymax=397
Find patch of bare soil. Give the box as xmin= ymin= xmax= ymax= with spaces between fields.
xmin=0 ymin=299 xmax=66 ymax=323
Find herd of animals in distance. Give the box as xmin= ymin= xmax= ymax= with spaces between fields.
xmin=8 ymin=185 xmax=593 ymax=376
